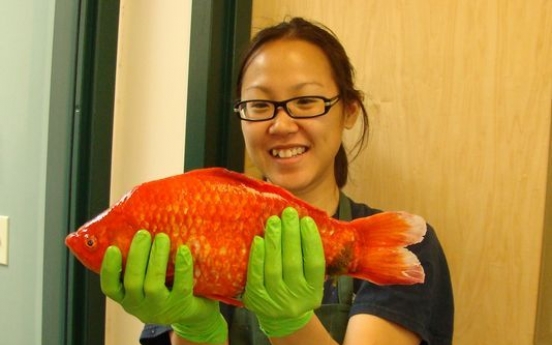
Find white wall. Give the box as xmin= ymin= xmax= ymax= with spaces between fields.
xmin=105 ymin=1 xmax=192 ymax=344
xmin=0 ymin=1 xmax=56 ymax=343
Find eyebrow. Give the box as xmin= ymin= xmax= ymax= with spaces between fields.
xmin=243 ymin=81 xmax=326 ymax=93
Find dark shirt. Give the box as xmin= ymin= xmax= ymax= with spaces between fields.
xmin=346 ymin=200 xmax=454 ymax=344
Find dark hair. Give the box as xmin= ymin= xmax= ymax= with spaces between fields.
xmin=236 ymin=17 xmax=369 ymax=188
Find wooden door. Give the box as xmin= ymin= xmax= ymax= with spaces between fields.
xmin=250 ymin=1 xmax=552 ymax=344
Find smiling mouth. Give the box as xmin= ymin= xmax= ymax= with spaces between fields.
xmin=271 ymin=147 xmax=307 ymax=158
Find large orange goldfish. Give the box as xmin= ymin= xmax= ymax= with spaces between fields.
xmin=66 ymin=168 xmax=426 ymax=306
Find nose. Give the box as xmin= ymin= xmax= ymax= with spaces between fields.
xmin=268 ymin=107 xmax=299 ymax=135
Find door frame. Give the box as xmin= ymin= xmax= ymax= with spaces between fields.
xmin=184 ymin=0 xmax=251 ymax=172
xmin=43 ymin=1 xmax=119 ymax=344
xmin=43 ymin=1 xmax=251 ymax=344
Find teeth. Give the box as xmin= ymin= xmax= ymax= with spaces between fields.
xmin=271 ymin=147 xmax=306 ymax=158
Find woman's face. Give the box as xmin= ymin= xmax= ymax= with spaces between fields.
xmin=240 ymin=38 xmax=358 ymax=197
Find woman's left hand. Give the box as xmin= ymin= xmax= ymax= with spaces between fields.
xmin=243 ymin=207 xmax=326 ymax=338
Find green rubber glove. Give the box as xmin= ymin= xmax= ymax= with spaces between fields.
xmin=100 ymin=230 xmax=227 ymax=344
xmin=243 ymin=207 xmax=326 ymax=338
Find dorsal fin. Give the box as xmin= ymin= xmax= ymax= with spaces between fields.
xmin=185 ymin=168 xmax=329 ymax=218
xmin=186 ymin=167 xmax=296 ymax=198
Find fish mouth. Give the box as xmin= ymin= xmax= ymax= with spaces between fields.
xmin=65 ymin=232 xmax=78 ymax=252
xmin=270 ymin=146 xmax=308 ymax=158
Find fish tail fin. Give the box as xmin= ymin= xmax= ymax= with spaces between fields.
xmin=349 ymin=211 xmax=427 ymax=285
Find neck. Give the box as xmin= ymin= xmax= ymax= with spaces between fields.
xmin=295 ymin=184 xmax=340 ymax=216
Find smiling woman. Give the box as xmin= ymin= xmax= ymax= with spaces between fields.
xmin=97 ymin=16 xmax=453 ymax=345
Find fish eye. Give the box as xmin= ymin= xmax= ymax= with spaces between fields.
xmin=84 ymin=235 xmax=97 ymax=249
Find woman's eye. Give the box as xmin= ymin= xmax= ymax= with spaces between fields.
xmin=249 ymin=101 xmax=270 ymax=110
xmin=295 ymin=97 xmax=317 ymax=107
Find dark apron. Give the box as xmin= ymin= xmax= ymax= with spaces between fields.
xmin=229 ymin=193 xmax=354 ymax=344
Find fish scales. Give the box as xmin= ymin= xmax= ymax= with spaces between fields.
xmin=122 ymin=174 xmax=262 ymax=297
xmin=66 ymin=167 xmax=427 ymax=306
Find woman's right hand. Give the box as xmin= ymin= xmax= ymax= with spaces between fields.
xmin=100 ymin=230 xmax=228 ymax=344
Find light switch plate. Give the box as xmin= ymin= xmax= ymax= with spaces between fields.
xmin=0 ymin=216 xmax=8 ymax=266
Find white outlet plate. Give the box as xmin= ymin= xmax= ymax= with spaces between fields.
xmin=0 ymin=216 xmax=8 ymax=266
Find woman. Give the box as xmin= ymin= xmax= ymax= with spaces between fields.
xmin=100 ymin=17 xmax=454 ymax=345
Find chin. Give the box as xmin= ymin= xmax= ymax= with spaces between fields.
xmin=267 ymin=172 xmax=309 ymax=194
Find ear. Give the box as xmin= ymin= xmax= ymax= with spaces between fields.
xmin=343 ymin=101 xmax=360 ymax=129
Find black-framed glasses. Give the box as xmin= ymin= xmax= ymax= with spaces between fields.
xmin=234 ymin=95 xmax=340 ymax=122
